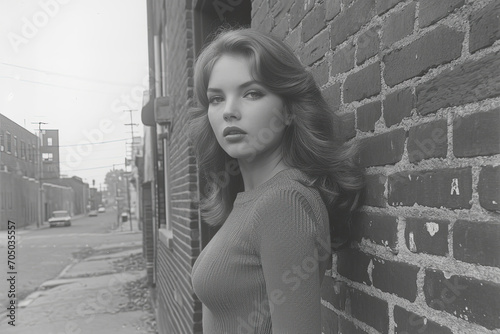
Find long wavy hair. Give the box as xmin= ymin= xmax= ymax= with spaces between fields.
xmin=189 ymin=28 xmax=364 ymax=248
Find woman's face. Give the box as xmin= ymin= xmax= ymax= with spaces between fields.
xmin=207 ymin=54 xmax=288 ymax=163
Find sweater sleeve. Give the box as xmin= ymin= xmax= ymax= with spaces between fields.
xmin=254 ymin=189 xmax=326 ymax=334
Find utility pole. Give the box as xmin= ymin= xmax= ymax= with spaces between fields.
xmin=123 ymin=110 xmax=138 ymax=232
xmin=32 ymin=122 xmax=47 ymax=228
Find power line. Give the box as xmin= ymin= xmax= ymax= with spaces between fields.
xmin=0 ymin=62 xmax=138 ymax=87
xmin=57 ymin=138 xmax=128 ymax=147
xmin=60 ymin=163 xmax=125 ymax=172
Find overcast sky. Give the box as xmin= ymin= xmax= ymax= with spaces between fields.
xmin=0 ymin=0 xmax=148 ymax=188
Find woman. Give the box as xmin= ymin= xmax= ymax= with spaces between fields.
xmin=189 ymin=28 xmax=364 ymax=333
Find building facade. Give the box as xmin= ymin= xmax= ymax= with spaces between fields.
xmin=40 ymin=129 xmax=60 ymax=181
xmin=140 ymin=1 xmax=500 ymax=333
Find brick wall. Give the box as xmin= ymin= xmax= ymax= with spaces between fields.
xmin=154 ymin=0 xmax=201 ymax=333
xmin=252 ymin=0 xmax=500 ymax=333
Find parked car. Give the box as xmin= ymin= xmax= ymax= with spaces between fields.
xmin=88 ymin=210 xmax=98 ymax=217
xmin=49 ymin=210 xmax=71 ymax=227
xmin=98 ymin=206 xmax=106 ymax=213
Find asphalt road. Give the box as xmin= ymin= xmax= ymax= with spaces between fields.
xmin=0 ymin=209 xmax=140 ymax=311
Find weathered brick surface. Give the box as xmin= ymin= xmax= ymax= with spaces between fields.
xmin=453 ymin=220 xmax=500 ymax=268
xmin=253 ymin=0 xmax=272 ymax=33
xmin=357 ymin=100 xmax=381 ymax=132
xmin=375 ymin=0 xmax=401 ymax=15
xmin=352 ymin=212 xmax=398 ymax=248
xmin=424 ymin=270 xmax=500 ymax=330
xmin=300 ymin=29 xmax=330 ymax=66
xmin=321 ymin=306 xmax=339 ymax=334
xmin=289 ymin=0 xmax=314 ymax=29
xmin=302 ymin=2 xmax=326 ymax=43
xmin=469 ymin=1 xmax=500 ymax=53
xmin=388 ymin=168 xmax=473 ymax=209
xmin=310 ymin=59 xmax=329 ymax=87
xmin=407 ymin=119 xmax=447 ymax=163
xmin=419 ymin=0 xmax=465 ymax=28
xmin=271 ymin=0 xmax=294 ymax=22
xmin=357 ymin=26 xmax=380 ymax=65
xmin=271 ymin=13 xmax=289 ymax=40
xmin=382 ymin=2 xmax=415 ymax=46
xmin=348 ymin=287 xmax=389 ymax=333
xmin=405 ymin=217 xmax=449 ymax=256
xmin=383 ymin=87 xmax=414 ymax=127
xmin=331 ymin=41 xmax=355 ymax=76
xmin=416 ymin=51 xmax=500 ymax=115
xmin=326 ymin=0 xmax=341 ymax=21
xmin=322 ymin=83 xmax=341 ymax=111
xmin=321 ymin=277 xmax=346 ymax=310
xmin=364 ymin=173 xmax=387 ymax=207
xmin=453 ymin=109 xmax=500 ymax=157
xmin=358 ymin=128 xmax=405 ymax=167
xmin=338 ymin=317 xmax=369 ymax=334
xmin=339 ymin=111 xmax=356 ymax=140
xmin=337 ymin=249 xmax=372 ymax=285
xmin=344 ymin=62 xmax=381 ymax=102
xmin=384 ymin=26 xmax=464 ymax=87
xmin=372 ymin=257 xmax=419 ymax=301
xmin=478 ymin=165 xmax=500 ymax=211
xmin=330 ymin=0 xmax=376 ymax=50
xmin=394 ymin=305 xmax=453 ymax=334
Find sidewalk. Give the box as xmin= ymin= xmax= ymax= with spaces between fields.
xmin=0 ymin=217 xmax=155 ymax=334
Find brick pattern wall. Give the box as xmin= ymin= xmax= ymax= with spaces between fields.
xmin=155 ymin=0 xmax=201 ymax=333
xmin=252 ymin=0 xmax=500 ymax=333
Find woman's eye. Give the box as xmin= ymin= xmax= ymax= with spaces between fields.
xmin=245 ymin=91 xmax=264 ymax=99
xmin=208 ymin=96 xmax=224 ymax=104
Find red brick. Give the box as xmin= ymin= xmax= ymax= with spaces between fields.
xmin=419 ymin=0 xmax=465 ymax=28
xmin=358 ymin=128 xmax=405 ymax=167
xmin=331 ymin=41 xmax=355 ymax=76
xmin=416 ymin=51 xmax=500 ymax=115
xmin=310 ymin=59 xmax=329 ymax=87
xmin=372 ymin=257 xmax=419 ymax=302
xmin=321 ymin=306 xmax=340 ymax=334
xmin=376 ymin=0 xmax=401 ymax=15
xmin=407 ymin=119 xmax=447 ymax=163
xmin=424 ymin=269 xmax=500 ymax=330
xmin=347 ymin=287 xmax=389 ymax=333
xmin=405 ymin=217 xmax=449 ymax=256
xmin=289 ymin=0 xmax=314 ymax=29
xmin=453 ymin=109 xmax=500 ymax=157
xmin=388 ymin=168 xmax=473 ymax=209
xmin=271 ymin=13 xmax=289 ymax=40
xmin=478 ymin=165 xmax=500 ymax=211
xmin=357 ymin=26 xmax=380 ymax=65
xmin=453 ymin=220 xmax=500 ymax=268
xmin=344 ymin=62 xmax=381 ymax=102
xmin=364 ymin=174 xmax=387 ymax=207
xmin=383 ymin=87 xmax=414 ymax=127
xmin=337 ymin=249 xmax=372 ymax=285
xmin=322 ymin=83 xmax=341 ymax=111
xmin=382 ymin=2 xmax=415 ymax=46
xmin=252 ymin=0 xmax=272 ymax=33
xmin=271 ymin=0 xmax=294 ymax=21
xmin=394 ymin=305 xmax=453 ymax=334
xmin=326 ymin=0 xmax=341 ymax=21
xmin=321 ymin=277 xmax=347 ymax=311
xmin=300 ymin=29 xmax=330 ymax=66
xmin=339 ymin=111 xmax=356 ymax=140
xmin=357 ymin=100 xmax=381 ymax=132
xmin=470 ymin=1 xmax=500 ymax=53
xmin=339 ymin=317 xmax=369 ymax=334
xmin=352 ymin=212 xmax=398 ymax=248
xmin=301 ymin=2 xmax=326 ymax=43
xmin=330 ymin=0 xmax=376 ymax=50
xmin=384 ymin=26 xmax=464 ymax=87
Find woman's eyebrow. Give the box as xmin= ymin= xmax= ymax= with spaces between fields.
xmin=207 ymin=80 xmax=261 ymax=93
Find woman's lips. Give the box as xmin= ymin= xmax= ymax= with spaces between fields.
xmin=223 ymin=126 xmax=246 ymax=137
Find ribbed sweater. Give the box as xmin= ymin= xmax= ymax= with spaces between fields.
xmin=191 ymin=168 xmax=331 ymax=334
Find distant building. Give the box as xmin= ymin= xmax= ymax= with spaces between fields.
xmin=0 ymin=113 xmax=38 ymax=178
xmin=40 ymin=129 xmax=60 ymax=181
xmin=49 ymin=176 xmax=89 ymax=215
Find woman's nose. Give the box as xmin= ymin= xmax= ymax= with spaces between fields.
xmin=222 ymin=98 xmax=241 ymax=121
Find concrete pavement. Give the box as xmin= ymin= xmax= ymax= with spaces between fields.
xmin=0 ymin=217 xmax=156 ymax=333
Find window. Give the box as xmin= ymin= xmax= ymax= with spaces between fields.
xmin=162 ymin=135 xmax=173 ymax=243
xmin=13 ymin=136 xmax=17 ymax=157
xmin=0 ymin=131 xmax=3 ymax=152
xmin=47 ymin=137 xmax=52 ymax=146
xmin=6 ymin=132 xmax=11 ymax=153
xmin=21 ymin=141 xmax=25 ymax=159
xmin=42 ymin=153 xmax=53 ymax=162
